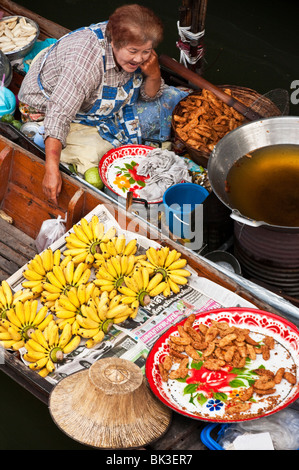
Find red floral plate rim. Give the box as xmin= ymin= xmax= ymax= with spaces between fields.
xmin=99 ymin=144 xmax=162 ymax=204
xmin=145 ymin=307 xmax=299 ymax=423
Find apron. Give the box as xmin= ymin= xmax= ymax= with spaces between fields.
xmin=37 ymin=22 xmax=143 ymax=147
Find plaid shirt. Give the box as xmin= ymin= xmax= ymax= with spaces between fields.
xmin=18 ymin=23 xmax=163 ymax=147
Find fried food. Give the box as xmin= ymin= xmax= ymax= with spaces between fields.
xmin=226 ymin=402 xmax=251 ymax=415
xmin=158 ymin=316 xmax=297 ymax=418
xmin=173 ymin=89 xmax=244 ymax=154
xmin=284 ymin=371 xmax=296 ymax=385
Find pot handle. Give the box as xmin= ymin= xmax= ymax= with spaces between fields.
xmin=230 ymin=210 xmax=265 ymax=227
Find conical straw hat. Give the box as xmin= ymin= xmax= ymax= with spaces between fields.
xmin=49 ymin=357 xmax=172 ymax=449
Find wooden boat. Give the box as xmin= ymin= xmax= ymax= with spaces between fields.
xmin=1 ymin=127 xmax=299 ymax=450
xmin=0 ymin=0 xmax=299 ymax=450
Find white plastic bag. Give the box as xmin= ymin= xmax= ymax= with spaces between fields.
xmin=35 ymin=214 xmax=67 ymax=252
xmin=218 ymin=408 xmax=299 ymax=450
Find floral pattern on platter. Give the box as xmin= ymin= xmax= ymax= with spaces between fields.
xmin=145 ymin=308 xmax=299 ymax=422
xmin=99 ymin=144 xmax=163 ymax=203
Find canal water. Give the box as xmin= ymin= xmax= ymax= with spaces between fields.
xmin=0 ymin=0 xmax=299 ymax=450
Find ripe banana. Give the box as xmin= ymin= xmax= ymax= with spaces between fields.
xmin=0 ymin=299 xmax=53 ymax=351
xmin=65 ymin=217 xmax=117 ymax=266
xmin=117 ymin=267 xmax=167 ymax=313
xmin=76 ymin=290 xmax=133 ymax=347
xmin=41 ymin=260 xmax=91 ymax=307
xmin=24 ymin=319 xmax=81 ymax=377
xmin=0 ymin=281 xmax=15 ymax=319
xmin=22 ymin=249 xmax=62 ymax=294
xmin=138 ymin=247 xmax=191 ymax=295
xmin=94 ymin=254 xmax=137 ymax=293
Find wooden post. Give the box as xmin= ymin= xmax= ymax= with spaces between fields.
xmin=177 ymin=0 xmax=207 ymax=74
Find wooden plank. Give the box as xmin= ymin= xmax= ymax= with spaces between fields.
xmin=0 ymin=218 xmax=37 ymax=259
xmin=0 ymin=145 xmax=12 ymax=203
xmin=0 ymin=240 xmax=28 ymax=271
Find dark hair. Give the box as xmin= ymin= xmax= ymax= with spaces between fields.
xmin=106 ymin=4 xmax=163 ymax=49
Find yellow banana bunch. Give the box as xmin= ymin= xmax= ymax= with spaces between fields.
xmin=99 ymin=235 xmax=138 ymax=258
xmin=63 ymin=215 xmax=117 ymax=265
xmin=76 ymin=291 xmax=132 ymax=347
xmin=41 ymin=260 xmax=91 ymax=309
xmin=137 ymin=246 xmax=191 ymax=296
xmin=94 ymin=254 xmax=136 ymax=292
xmin=0 ymin=298 xmax=53 ymax=351
xmin=24 ymin=320 xmax=81 ymax=377
xmin=22 ymin=249 xmax=62 ymax=295
xmin=0 ymin=281 xmax=34 ymax=319
xmin=118 ymin=266 xmax=167 ymax=315
xmin=53 ymin=283 xmax=98 ymax=332
xmin=0 ymin=280 xmax=14 ymax=319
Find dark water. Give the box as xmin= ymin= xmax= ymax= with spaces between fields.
xmin=1 ymin=0 xmax=299 ymax=450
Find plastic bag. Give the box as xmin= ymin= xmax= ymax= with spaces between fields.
xmin=35 ymin=214 xmax=67 ymax=252
xmin=218 ymin=408 xmax=299 ymax=450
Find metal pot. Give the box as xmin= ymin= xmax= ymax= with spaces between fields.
xmin=0 ymin=51 xmax=12 ymax=87
xmin=207 ymin=116 xmax=299 ymax=230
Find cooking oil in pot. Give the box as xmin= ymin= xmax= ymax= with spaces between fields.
xmin=226 ymin=144 xmax=299 ymax=227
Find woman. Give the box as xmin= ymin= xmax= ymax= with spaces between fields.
xmin=19 ymin=4 xmax=187 ymax=204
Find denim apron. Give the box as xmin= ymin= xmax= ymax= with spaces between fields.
xmin=37 ymin=22 xmax=143 ymax=147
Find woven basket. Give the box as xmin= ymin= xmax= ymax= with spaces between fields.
xmin=172 ymin=85 xmax=282 ymax=167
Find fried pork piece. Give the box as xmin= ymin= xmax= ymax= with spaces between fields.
xmin=254 ymin=376 xmax=276 ymax=390
xmin=236 ymin=343 xmax=247 ymax=358
xmin=169 ymin=341 xmax=185 ymax=352
xmin=162 ymin=355 xmax=173 ymax=372
xmin=274 ymin=367 xmax=285 ymax=384
xmin=169 ymin=348 xmax=186 ymax=361
xmin=284 ymin=371 xmax=296 ymax=385
xmin=185 ymin=344 xmax=201 ymax=361
xmin=218 ymin=326 xmax=236 ymax=338
xmin=191 ymin=340 xmax=208 ymax=350
xmin=219 ymin=333 xmax=237 ymax=348
xmin=214 ymin=347 xmax=225 ymax=360
xmin=204 ymin=326 xmax=218 ymax=343
xmin=210 ymin=320 xmax=229 ymax=332
xmin=224 ymin=345 xmax=236 ymax=363
xmin=183 ymin=313 xmax=196 ymax=331
xmin=254 ymin=387 xmax=276 ymax=395
xmin=239 ymin=386 xmax=254 ymax=401
xmin=226 ymin=402 xmax=251 ymax=415
xmin=169 ymin=357 xmax=189 ymax=379
xmin=170 ymin=335 xmax=191 ymax=346
xmin=159 ymin=355 xmax=173 ymax=382
xmin=253 ymin=368 xmax=274 ymax=378
xmin=177 ymin=325 xmax=193 ymax=342
xmin=203 ymin=358 xmax=226 ymax=370
xmin=264 ymin=335 xmax=275 ymax=349
xmin=198 ymin=323 xmax=208 ymax=335
xmin=202 ymin=342 xmax=215 ymax=357
xmin=260 ymin=344 xmax=270 ymax=361
xmin=186 ymin=326 xmax=204 ymax=343
xmin=158 ymin=363 xmax=169 ymax=382
xmin=244 ymin=334 xmax=259 ymax=346
xmin=246 ymin=343 xmax=256 ymax=361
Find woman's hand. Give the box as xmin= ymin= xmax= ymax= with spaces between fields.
xmin=140 ymin=49 xmax=161 ymax=80
xmin=140 ymin=50 xmax=161 ymax=98
xmin=43 ymin=137 xmax=63 ymax=205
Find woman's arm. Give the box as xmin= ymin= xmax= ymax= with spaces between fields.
xmin=43 ymin=136 xmax=63 ymax=204
xmin=140 ymin=50 xmax=162 ymax=98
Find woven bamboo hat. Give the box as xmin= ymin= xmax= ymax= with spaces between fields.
xmin=49 ymin=357 xmax=172 ymax=449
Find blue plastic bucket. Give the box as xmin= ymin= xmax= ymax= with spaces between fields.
xmin=0 ymin=87 xmax=16 ymax=117
xmin=163 ymin=182 xmax=209 ymax=249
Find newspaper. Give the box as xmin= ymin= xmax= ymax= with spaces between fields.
xmin=7 ymin=204 xmax=255 ymax=385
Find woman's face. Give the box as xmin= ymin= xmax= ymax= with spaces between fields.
xmin=112 ymin=40 xmax=153 ymax=72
